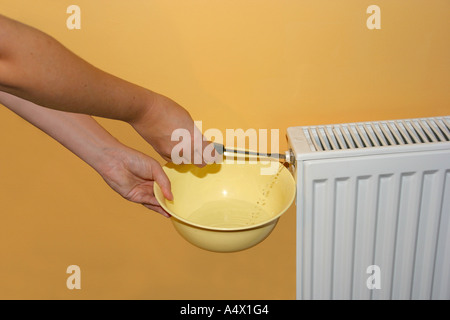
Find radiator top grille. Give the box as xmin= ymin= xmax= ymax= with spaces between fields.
xmin=303 ymin=116 xmax=450 ymax=152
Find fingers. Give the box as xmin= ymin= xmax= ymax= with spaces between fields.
xmin=190 ymin=130 xmax=221 ymax=168
xmin=131 ymin=184 xmax=171 ymax=218
xmin=136 ymin=188 xmax=161 ymax=206
xmin=150 ymin=160 xmax=173 ymax=201
xmin=201 ymin=140 xmax=221 ymax=165
xmin=143 ymin=203 xmax=171 ymax=218
xmin=192 ymin=126 xmax=220 ymax=168
xmin=134 ymin=184 xmax=171 ymax=218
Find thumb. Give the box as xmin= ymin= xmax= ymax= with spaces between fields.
xmin=152 ymin=162 xmax=173 ymax=201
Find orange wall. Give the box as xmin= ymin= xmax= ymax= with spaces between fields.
xmin=0 ymin=0 xmax=449 ymax=299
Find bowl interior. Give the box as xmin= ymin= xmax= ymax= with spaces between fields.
xmin=154 ymin=161 xmax=296 ymax=230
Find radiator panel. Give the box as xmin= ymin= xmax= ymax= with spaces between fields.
xmin=296 ymin=150 xmax=450 ymax=300
xmin=432 ymin=170 xmax=450 ymax=299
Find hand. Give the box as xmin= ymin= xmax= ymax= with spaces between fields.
xmin=97 ymin=145 xmax=173 ymax=217
xmin=0 ymin=90 xmax=175 ymax=217
xmin=130 ymin=93 xmax=216 ymax=166
xmin=0 ymin=16 xmax=217 ymax=167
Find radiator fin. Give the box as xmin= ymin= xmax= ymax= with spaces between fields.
xmin=304 ymin=116 xmax=450 ymax=151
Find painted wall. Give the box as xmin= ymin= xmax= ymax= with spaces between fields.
xmin=0 ymin=0 xmax=448 ymax=299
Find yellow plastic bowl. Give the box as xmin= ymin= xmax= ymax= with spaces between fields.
xmin=153 ymin=161 xmax=296 ymax=252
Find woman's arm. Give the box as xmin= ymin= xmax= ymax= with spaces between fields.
xmin=0 ymin=14 xmax=210 ymax=165
xmin=0 ymin=14 xmax=150 ymax=123
xmin=0 ymin=91 xmax=173 ymax=217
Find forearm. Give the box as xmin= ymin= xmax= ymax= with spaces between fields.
xmin=0 ymin=91 xmax=120 ymax=173
xmin=0 ymin=90 xmax=173 ymax=214
xmin=0 ymin=14 xmax=209 ymax=165
xmin=0 ymin=14 xmax=153 ymax=123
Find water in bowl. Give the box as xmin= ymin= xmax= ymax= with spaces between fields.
xmin=186 ymin=199 xmax=273 ymax=228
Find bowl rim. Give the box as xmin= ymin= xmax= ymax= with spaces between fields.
xmin=153 ymin=162 xmax=296 ymax=232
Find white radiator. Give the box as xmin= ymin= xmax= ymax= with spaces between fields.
xmin=287 ymin=116 xmax=450 ymax=300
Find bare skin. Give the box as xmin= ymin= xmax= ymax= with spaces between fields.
xmin=0 ymin=14 xmax=216 ymax=216
xmin=0 ymin=91 xmax=172 ymax=217
xmin=0 ymin=14 xmax=210 ymax=165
